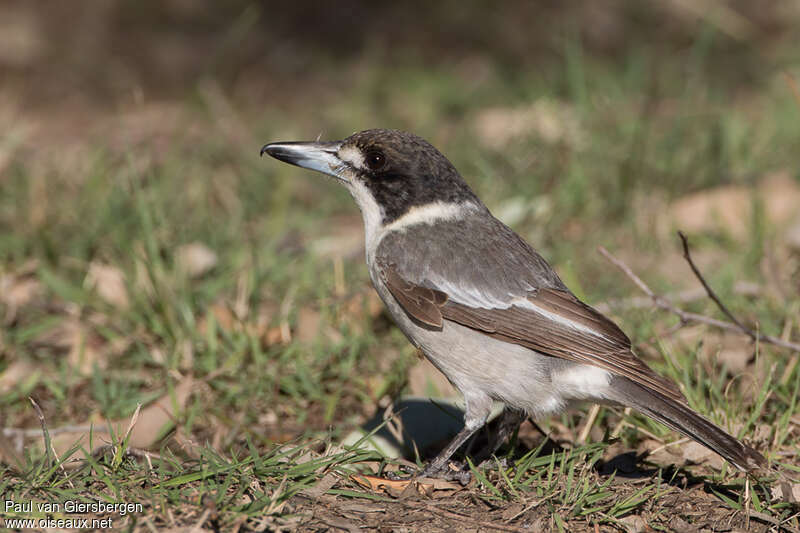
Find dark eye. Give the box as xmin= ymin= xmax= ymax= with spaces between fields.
xmin=365 ymin=150 xmax=386 ymax=171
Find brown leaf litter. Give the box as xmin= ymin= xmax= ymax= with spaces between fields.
xmin=668 ymin=170 xmax=800 ymax=240
xmin=85 ymin=261 xmax=129 ymax=309
xmin=351 ymin=474 xmax=463 ymax=499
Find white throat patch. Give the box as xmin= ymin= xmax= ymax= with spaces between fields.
xmin=346 ymin=179 xmax=385 ymax=250
xmin=383 ymin=202 xmax=472 ymax=234
xmin=358 ymin=200 xmax=474 ymax=266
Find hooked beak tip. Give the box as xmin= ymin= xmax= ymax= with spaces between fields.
xmin=259 ymin=140 xmax=345 ymax=180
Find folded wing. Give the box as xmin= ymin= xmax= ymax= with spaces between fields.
xmin=379 ymin=260 xmax=686 ymax=404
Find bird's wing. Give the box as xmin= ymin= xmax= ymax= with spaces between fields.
xmin=382 ymin=265 xmax=448 ymax=328
xmin=375 ymin=220 xmax=686 ymax=404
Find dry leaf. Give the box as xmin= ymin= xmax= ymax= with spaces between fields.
xmin=350 ymin=474 xmax=460 ymax=498
xmin=301 ymin=472 xmax=339 ymax=498
xmin=473 ymin=100 xmax=585 ymax=149
xmin=619 ymin=515 xmax=648 ymax=533
xmin=710 ymin=334 xmax=753 ymax=374
xmin=0 ymin=359 xmax=38 ymax=393
xmin=296 ymin=307 xmax=322 ymax=344
xmin=263 ymin=326 xmax=284 ymax=347
xmin=669 ymin=171 xmax=800 ymax=239
xmin=124 ymin=376 xmax=194 ymax=449
xmin=669 ymin=517 xmax=700 ymax=533
xmin=771 ymin=482 xmax=800 ymax=503
xmin=417 ymin=477 xmax=462 ymax=492
xmin=0 ymin=273 xmax=42 ymax=324
xmin=85 ymin=262 xmax=129 ymax=309
xmin=176 ymin=242 xmax=218 ymax=278
xmin=342 ymin=291 xmax=383 ymax=324
xmin=199 ymin=301 xmax=236 ymax=333
xmin=680 ymin=441 xmax=724 ymax=470
xmin=0 ymin=275 xmax=42 ymax=307
xmin=34 ymin=318 xmax=107 ymax=374
xmin=51 ymin=376 xmax=194 ymax=457
xmin=671 ymin=328 xmax=755 ymax=376
xmin=637 ymin=438 xmax=682 ymax=468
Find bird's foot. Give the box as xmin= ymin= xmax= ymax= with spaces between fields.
xmin=384 ymin=464 xmax=417 ymax=481
xmin=420 ymin=460 xmax=472 ymax=486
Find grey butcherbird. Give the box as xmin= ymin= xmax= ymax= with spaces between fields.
xmin=261 ymin=129 xmax=766 ymax=476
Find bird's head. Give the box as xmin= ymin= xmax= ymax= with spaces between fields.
xmin=261 ymin=129 xmax=481 ymax=225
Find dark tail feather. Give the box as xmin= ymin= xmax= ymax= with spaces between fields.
xmin=609 ymin=377 xmax=767 ymax=472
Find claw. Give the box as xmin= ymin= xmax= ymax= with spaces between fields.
xmin=420 ymin=460 xmax=472 ymax=486
xmin=385 ymin=465 xmax=417 ymax=481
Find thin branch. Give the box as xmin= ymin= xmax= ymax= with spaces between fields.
xmin=678 ymin=231 xmax=755 ymax=340
xmin=3 ymin=425 xmax=109 ymax=438
xmin=597 ymin=247 xmax=800 ymax=353
xmin=748 ymin=509 xmax=800 ymax=533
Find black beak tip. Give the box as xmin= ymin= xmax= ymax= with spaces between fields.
xmin=260 ymin=144 xmax=273 ymax=158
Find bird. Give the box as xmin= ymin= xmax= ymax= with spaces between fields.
xmin=261 ymin=128 xmax=767 ymax=477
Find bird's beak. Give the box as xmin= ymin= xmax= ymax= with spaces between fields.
xmin=260 ymin=141 xmax=346 ymax=181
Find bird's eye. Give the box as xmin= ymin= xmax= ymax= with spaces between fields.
xmin=365 ymin=150 xmax=386 ymax=171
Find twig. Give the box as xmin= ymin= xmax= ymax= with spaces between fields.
xmin=3 ymin=425 xmax=110 ymax=438
xmin=29 ymin=397 xmax=75 ymax=488
xmin=597 ymin=246 xmax=800 ymax=353
xmin=597 ymin=247 xmax=741 ymax=329
xmin=678 ymin=231 xmax=755 ymax=340
xmin=748 ymin=509 xmax=800 ymax=533
xmin=594 ymin=287 xmax=705 ymax=314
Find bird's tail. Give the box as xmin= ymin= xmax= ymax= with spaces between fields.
xmin=608 ymin=377 xmax=767 ymax=472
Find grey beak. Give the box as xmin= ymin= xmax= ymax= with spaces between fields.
xmin=261 ymin=141 xmax=345 ymax=180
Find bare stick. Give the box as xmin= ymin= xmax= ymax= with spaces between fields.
xmin=678 ymin=231 xmax=755 ymax=340
xmin=748 ymin=509 xmax=800 ymax=533
xmin=597 ymin=247 xmax=800 ymax=353
xmin=3 ymin=425 xmax=110 ymax=438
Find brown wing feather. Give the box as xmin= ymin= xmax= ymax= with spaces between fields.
xmin=383 ymin=266 xmax=447 ymax=328
xmin=380 ymin=265 xmax=685 ymax=404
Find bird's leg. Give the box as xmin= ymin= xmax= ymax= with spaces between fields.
xmin=420 ymin=394 xmax=491 ymax=478
xmin=474 ymin=407 xmax=527 ymax=465
xmin=420 ymin=424 xmax=480 ymax=477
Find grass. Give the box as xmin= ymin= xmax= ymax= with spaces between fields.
xmin=1 ymin=22 xmax=800 ymax=531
